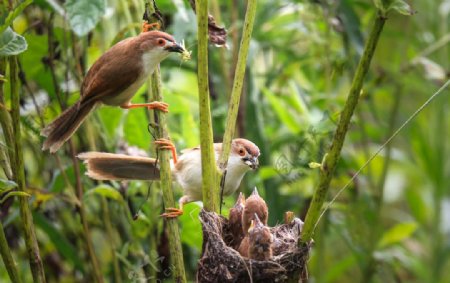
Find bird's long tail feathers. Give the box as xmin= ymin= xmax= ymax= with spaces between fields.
xmin=41 ymin=101 xmax=97 ymax=153
xmin=77 ymin=152 xmax=160 ymax=181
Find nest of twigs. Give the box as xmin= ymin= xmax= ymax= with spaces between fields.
xmin=197 ymin=210 xmax=311 ymax=283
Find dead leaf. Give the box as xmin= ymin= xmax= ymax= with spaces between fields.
xmin=189 ymin=0 xmax=227 ymax=46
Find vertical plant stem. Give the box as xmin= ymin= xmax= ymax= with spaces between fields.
xmin=9 ymin=56 xmax=47 ymax=283
xmin=0 ymin=58 xmax=21 ymax=283
xmin=218 ymin=0 xmax=257 ymax=171
xmin=45 ymin=17 xmax=103 ymax=281
xmin=68 ymin=142 xmax=104 ymax=283
xmin=196 ymin=0 xmax=219 ymax=212
xmin=101 ymin=198 xmax=121 ymax=283
xmin=0 ymin=59 xmax=13 ymax=179
xmin=144 ymin=3 xmax=186 ymax=282
xmin=0 ymin=141 xmax=12 ymax=179
xmin=0 ymin=221 xmax=22 ymax=283
xmin=300 ymin=13 xmax=387 ymax=243
xmin=150 ymin=67 xmax=187 ymax=283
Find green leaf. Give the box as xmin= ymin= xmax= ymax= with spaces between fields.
xmin=33 ymin=213 xmax=85 ymax=271
xmin=97 ymin=107 xmax=123 ymax=143
xmin=373 ymin=0 xmax=387 ymax=13
xmin=0 ymin=0 xmax=33 ymax=34
xmin=179 ymin=203 xmax=202 ymax=250
xmin=84 ymin=185 xmax=124 ymax=203
xmin=65 ymin=0 xmax=106 ymax=36
xmin=378 ymin=222 xmax=418 ymax=248
xmin=262 ymin=88 xmax=301 ymax=133
xmin=0 ymin=27 xmax=27 ymax=56
xmin=0 ymin=191 xmax=30 ymax=204
xmin=388 ymin=0 xmax=414 ymax=15
xmin=124 ymin=107 xmax=151 ymax=149
xmin=0 ymin=179 xmax=17 ymax=192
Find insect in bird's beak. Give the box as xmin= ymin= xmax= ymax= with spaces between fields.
xmin=164 ymin=42 xmax=185 ymax=53
xmin=243 ymin=156 xmax=259 ymax=170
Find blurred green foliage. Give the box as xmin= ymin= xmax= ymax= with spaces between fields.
xmin=0 ymin=0 xmax=449 ymax=282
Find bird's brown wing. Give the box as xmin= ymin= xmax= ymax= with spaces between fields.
xmin=80 ymin=39 xmax=142 ymax=103
xmin=78 ymin=152 xmax=160 ymax=181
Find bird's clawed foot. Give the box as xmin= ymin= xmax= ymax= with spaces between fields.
xmin=120 ymin=101 xmax=169 ymax=113
xmin=141 ymin=21 xmax=160 ymax=33
xmin=146 ymin=101 xmax=169 ymax=112
xmin=160 ymin=207 xmax=183 ymax=218
xmin=154 ymin=138 xmax=178 ymax=163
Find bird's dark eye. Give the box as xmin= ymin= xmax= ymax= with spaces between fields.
xmin=239 ymin=149 xmax=245 ymax=156
xmin=157 ymin=39 xmax=165 ymax=46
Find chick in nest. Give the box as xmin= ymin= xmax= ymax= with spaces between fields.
xmin=241 ymin=187 xmax=268 ymax=233
xmin=238 ymin=214 xmax=273 ymax=260
xmin=228 ymin=192 xmax=246 ymax=249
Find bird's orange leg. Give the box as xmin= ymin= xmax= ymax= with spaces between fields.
xmin=141 ymin=21 xmax=160 ymax=33
xmin=154 ymin=138 xmax=177 ymax=163
xmin=120 ymin=101 xmax=169 ymax=113
xmin=161 ymin=196 xmax=189 ymax=218
xmin=160 ymin=207 xmax=183 ymax=218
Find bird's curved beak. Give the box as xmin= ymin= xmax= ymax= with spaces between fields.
xmin=244 ymin=157 xmax=259 ymax=170
xmin=165 ymin=42 xmax=185 ymax=53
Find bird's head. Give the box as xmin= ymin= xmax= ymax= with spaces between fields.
xmin=138 ymin=31 xmax=185 ymax=61
xmin=230 ymin=138 xmax=260 ymax=171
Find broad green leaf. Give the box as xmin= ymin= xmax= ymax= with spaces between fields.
xmin=0 ymin=27 xmax=27 ymax=56
xmin=65 ymin=0 xmax=106 ymax=36
xmin=179 ymin=203 xmax=202 ymax=250
xmin=0 ymin=179 xmax=17 ymax=191
xmin=378 ymin=222 xmax=418 ymax=248
xmin=84 ymin=185 xmax=124 ymax=202
xmin=388 ymin=0 xmax=414 ymax=15
xmin=0 ymin=0 xmax=33 ymax=34
xmin=97 ymin=106 xmax=123 ymax=142
xmin=124 ymin=107 xmax=151 ymax=149
xmin=373 ymin=0 xmax=387 ymax=13
xmin=20 ymin=33 xmax=56 ymax=98
xmin=0 ymin=191 xmax=30 ymax=204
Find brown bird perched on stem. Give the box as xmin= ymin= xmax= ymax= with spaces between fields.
xmin=41 ymin=30 xmax=185 ymax=153
xmin=78 ymin=138 xmax=260 ymax=217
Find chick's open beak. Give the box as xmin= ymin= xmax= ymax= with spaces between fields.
xmin=165 ymin=42 xmax=185 ymax=53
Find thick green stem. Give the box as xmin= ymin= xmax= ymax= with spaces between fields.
xmin=300 ymin=13 xmax=386 ymax=243
xmin=68 ymin=142 xmax=103 ymax=283
xmin=9 ymin=56 xmax=47 ymax=282
xmin=101 ymin=198 xmax=121 ymax=283
xmin=196 ymin=0 xmax=219 ymax=212
xmin=0 ymin=220 xmax=22 ymax=283
xmin=0 ymin=59 xmax=13 ymax=180
xmin=218 ymin=0 xmax=257 ymax=171
xmin=0 ymin=59 xmax=21 ymax=283
xmin=149 ymin=67 xmax=187 ymax=283
xmin=45 ymin=19 xmax=103 ymax=281
xmin=144 ymin=3 xmax=186 ymax=281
